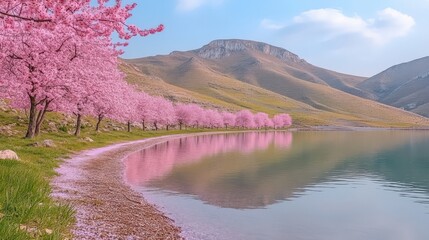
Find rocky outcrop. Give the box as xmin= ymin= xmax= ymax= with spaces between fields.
xmin=48 ymin=122 xmax=58 ymax=132
xmin=0 ymin=99 xmax=8 ymax=111
xmin=193 ymin=39 xmax=307 ymax=63
xmin=42 ymin=139 xmax=56 ymax=148
xmin=0 ymin=150 xmax=19 ymax=160
xmin=0 ymin=124 xmax=19 ymax=136
xmin=83 ymin=137 xmax=94 ymax=143
xmin=31 ymin=139 xmax=57 ymax=148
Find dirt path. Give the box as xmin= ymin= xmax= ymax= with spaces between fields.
xmin=51 ymin=135 xmax=193 ymax=240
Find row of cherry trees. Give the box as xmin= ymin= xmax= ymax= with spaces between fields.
xmin=0 ymin=1 xmax=292 ymax=138
xmin=109 ymin=88 xmax=292 ymax=132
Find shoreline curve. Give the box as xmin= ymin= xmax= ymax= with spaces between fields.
xmin=51 ymin=131 xmax=252 ymax=239
xmin=51 ymin=133 xmax=205 ymax=239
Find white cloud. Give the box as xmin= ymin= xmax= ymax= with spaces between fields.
xmin=177 ymin=0 xmax=223 ymax=12
xmin=260 ymin=19 xmax=284 ymax=30
xmin=262 ymin=8 xmax=415 ymax=45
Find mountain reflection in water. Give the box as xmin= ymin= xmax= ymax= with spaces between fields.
xmin=124 ymin=131 xmax=429 ymax=209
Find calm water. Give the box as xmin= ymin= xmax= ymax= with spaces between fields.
xmin=124 ymin=131 xmax=429 ymax=240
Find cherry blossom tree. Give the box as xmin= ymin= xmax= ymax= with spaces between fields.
xmin=265 ymin=118 xmax=274 ymax=129
xmin=272 ymin=115 xmax=282 ymax=129
xmin=272 ymin=113 xmax=292 ymax=129
xmin=203 ymin=109 xmax=223 ymax=129
xmin=253 ymin=112 xmax=265 ymax=129
xmin=0 ymin=27 xmax=82 ymax=137
xmin=151 ymin=97 xmax=176 ymax=130
xmin=221 ymin=111 xmax=236 ymax=129
xmin=121 ymin=88 xmax=141 ymax=133
xmin=189 ymin=104 xmax=205 ymax=129
xmin=175 ymin=104 xmax=198 ymax=130
xmin=137 ymin=93 xmax=156 ymax=131
xmin=282 ymin=114 xmax=292 ymax=127
xmin=235 ymin=110 xmax=255 ymax=129
xmin=254 ymin=112 xmax=271 ymax=130
xmin=92 ymin=77 xmax=127 ymax=132
xmin=0 ymin=1 xmax=163 ymax=138
xmin=54 ymin=39 xmax=123 ymax=135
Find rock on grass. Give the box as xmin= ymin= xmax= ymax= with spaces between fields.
xmin=0 ymin=150 xmax=19 ymax=160
xmin=29 ymin=139 xmax=57 ymax=148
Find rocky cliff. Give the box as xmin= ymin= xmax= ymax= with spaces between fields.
xmin=193 ymin=39 xmax=306 ymax=63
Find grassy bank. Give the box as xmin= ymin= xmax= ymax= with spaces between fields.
xmin=0 ymin=110 xmax=207 ymax=239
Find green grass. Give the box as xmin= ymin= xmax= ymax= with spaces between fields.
xmin=0 ymin=160 xmax=74 ymax=239
xmin=0 ymin=110 xmax=212 ymax=239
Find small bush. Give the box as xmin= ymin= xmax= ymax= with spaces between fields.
xmin=58 ymin=126 xmax=68 ymax=132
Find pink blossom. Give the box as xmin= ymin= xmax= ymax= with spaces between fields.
xmin=235 ymin=110 xmax=255 ymax=129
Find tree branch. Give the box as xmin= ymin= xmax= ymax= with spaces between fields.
xmin=0 ymin=11 xmax=51 ymax=23
xmin=56 ymin=37 xmax=72 ymax=52
xmin=70 ymin=44 xmax=78 ymax=61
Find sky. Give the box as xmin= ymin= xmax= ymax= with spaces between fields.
xmin=119 ymin=0 xmax=429 ymax=77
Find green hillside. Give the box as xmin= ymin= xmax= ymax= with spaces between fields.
xmin=123 ymin=40 xmax=429 ymax=128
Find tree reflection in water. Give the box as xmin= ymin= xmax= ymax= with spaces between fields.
xmin=124 ymin=131 xmax=429 ymax=209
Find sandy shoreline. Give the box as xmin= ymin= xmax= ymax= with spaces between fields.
xmin=51 ymin=134 xmax=199 ymax=239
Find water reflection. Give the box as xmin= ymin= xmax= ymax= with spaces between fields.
xmin=125 ymin=131 xmax=429 ymax=209
xmin=125 ymin=132 xmax=292 ymax=185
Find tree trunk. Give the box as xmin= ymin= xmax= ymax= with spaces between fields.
xmin=25 ymin=96 xmax=37 ymax=139
xmin=179 ymin=123 xmax=182 ymax=130
xmin=95 ymin=114 xmax=103 ymax=132
xmin=142 ymin=120 xmax=145 ymax=131
xmin=74 ymin=114 xmax=82 ymax=136
xmin=34 ymin=100 xmax=50 ymax=137
xmin=154 ymin=122 xmax=158 ymax=131
xmin=166 ymin=125 xmax=169 ymax=131
xmin=34 ymin=110 xmax=44 ymax=137
xmin=127 ymin=121 xmax=131 ymax=132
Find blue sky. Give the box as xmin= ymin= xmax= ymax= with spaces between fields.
xmin=120 ymin=0 xmax=429 ymax=76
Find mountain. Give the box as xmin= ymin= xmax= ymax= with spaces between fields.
xmin=123 ymin=39 xmax=429 ymax=127
xmin=357 ymin=57 xmax=429 ymax=117
xmin=192 ymin=39 xmax=370 ymax=98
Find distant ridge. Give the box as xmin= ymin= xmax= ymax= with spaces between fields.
xmin=357 ymin=56 xmax=429 ymax=117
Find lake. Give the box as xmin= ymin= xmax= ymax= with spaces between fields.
xmin=124 ymin=131 xmax=429 ymax=240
